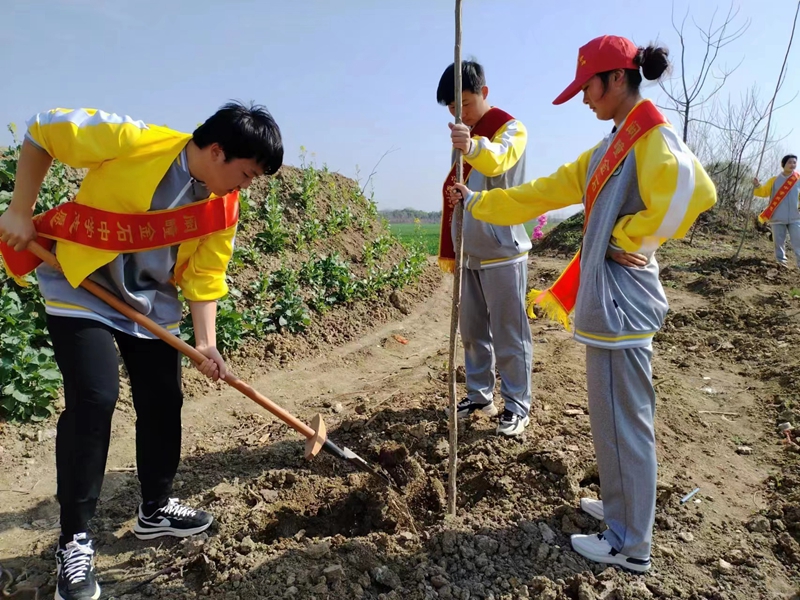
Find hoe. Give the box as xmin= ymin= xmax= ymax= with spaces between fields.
xmin=24 ymin=240 xmax=397 ymax=491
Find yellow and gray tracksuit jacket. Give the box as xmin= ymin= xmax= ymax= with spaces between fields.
xmin=24 ymin=108 xmax=237 ymax=338
xmin=455 ymin=115 xmax=532 ymax=270
xmin=463 ymin=101 xmax=717 ymax=349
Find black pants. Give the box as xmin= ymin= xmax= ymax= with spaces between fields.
xmin=47 ymin=315 xmax=183 ymax=538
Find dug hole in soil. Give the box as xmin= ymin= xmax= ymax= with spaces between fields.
xmin=1 ymin=186 xmax=800 ymax=599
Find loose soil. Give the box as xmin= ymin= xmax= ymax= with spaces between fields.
xmin=1 ymin=223 xmax=799 ymax=600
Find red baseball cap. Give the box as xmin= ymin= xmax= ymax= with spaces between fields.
xmin=553 ymin=35 xmax=639 ymax=105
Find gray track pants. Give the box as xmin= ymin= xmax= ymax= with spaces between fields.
xmin=586 ymin=344 xmax=656 ymax=560
xmin=460 ymin=261 xmax=532 ymax=416
xmin=771 ymin=221 xmax=800 ymax=266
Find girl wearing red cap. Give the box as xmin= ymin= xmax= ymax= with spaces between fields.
xmin=451 ymin=35 xmax=717 ymax=571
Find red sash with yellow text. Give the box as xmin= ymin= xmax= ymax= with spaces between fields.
xmin=438 ymin=107 xmax=515 ymax=273
xmin=528 ymin=101 xmax=668 ymax=330
xmin=758 ymin=171 xmax=799 ymax=224
xmin=0 ymin=192 xmax=239 ymax=281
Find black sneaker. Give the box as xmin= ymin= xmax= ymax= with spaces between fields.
xmin=447 ymin=397 xmax=498 ymax=420
xmin=55 ymin=533 xmax=101 ymax=600
xmin=133 ymin=498 xmax=213 ymax=540
xmin=496 ymin=409 xmax=530 ymax=437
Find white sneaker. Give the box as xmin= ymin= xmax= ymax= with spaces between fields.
xmin=496 ymin=410 xmax=530 ymax=437
xmin=570 ymin=533 xmax=651 ymax=573
xmin=580 ymin=498 xmax=604 ymax=521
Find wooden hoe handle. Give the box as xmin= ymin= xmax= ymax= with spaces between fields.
xmin=27 ymin=241 xmax=327 ymax=458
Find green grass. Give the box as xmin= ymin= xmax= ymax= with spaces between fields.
xmin=389 ymin=223 xmax=440 ymax=255
xmin=388 ymin=221 xmax=542 ymax=256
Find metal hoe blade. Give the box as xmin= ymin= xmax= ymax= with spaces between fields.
xmin=322 ymin=440 xmax=399 ymax=491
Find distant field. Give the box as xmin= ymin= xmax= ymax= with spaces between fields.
xmin=389 ymin=221 xmax=544 ymax=255
xmin=389 ymin=223 xmax=440 ymax=254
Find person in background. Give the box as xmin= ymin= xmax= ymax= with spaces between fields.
xmin=753 ymin=154 xmax=800 ymax=268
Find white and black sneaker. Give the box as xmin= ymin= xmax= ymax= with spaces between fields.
xmin=571 ymin=532 xmax=651 ymax=573
xmin=448 ymin=397 xmax=499 ymax=420
xmin=496 ymin=409 xmax=530 ymax=437
xmin=55 ymin=533 xmax=101 ymax=600
xmin=133 ymin=498 xmax=213 ymax=540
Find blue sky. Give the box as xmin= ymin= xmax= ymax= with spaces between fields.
xmin=2 ymin=0 xmax=798 ymax=213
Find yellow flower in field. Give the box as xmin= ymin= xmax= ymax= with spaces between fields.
xmin=414 ymin=218 xmax=421 ymax=224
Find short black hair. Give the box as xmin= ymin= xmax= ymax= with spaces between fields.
xmin=193 ymin=100 xmax=283 ymax=176
xmin=436 ymin=60 xmax=486 ymax=106
xmin=597 ymin=44 xmax=670 ymax=96
xmin=782 ymin=154 xmax=797 ymax=167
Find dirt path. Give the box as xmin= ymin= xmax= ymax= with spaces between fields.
xmin=1 ymin=250 xmax=799 ymax=599
xmin=0 ymin=274 xmax=454 ymax=556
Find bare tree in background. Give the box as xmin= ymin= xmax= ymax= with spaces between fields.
xmin=659 ymin=1 xmax=750 ymax=144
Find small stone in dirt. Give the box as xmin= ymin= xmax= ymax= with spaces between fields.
xmin=433 ymin=440 xmax=449 ymax=461
xmin=539 ymin=522 xmax=557 ymax=543
xmin=212 ymin=482 xmax=238 ymax=499
xmin=371 ymin=565 xmax=401 ymax=590
xmin=430 ymin=574 xmax=448 ymax=589
xmin=305 ymin=541 xmax=331 ymax=559
xmin=519 ymin=520 xmax=537 ymax=534
xmin=322 ymin=399 xmax=333 ymax=408
xmin=772 ymin=519 xmax=786 ymax=532
xmin=717 ymin=558 xmax=734 ymax=574
xmin=333 ymin=402 xmax=344 ymax=414
xmin=324 ymin=564 xmax=345 ymax=581
xmin=541 ymin=451 xmax=572 ymax=476
xmin=398 ymin=531 xmax=416 ymax=543
xmin=390 ymin=291 xmax=412 ymax=315
xmin=238 ymin=536 xmax=255 ymax=555
xmin=563 ymin=409 xmax=585 ymax=417
xmin=577 ymin=582 xmax=596 ymax=600
xmin=561 ymin=514 xmax=582 ymax=535
xmin=441 ymin=531 xmax=458 ymax=555
xmin=131 ymin=547 xmax=158 ymax=567
xmin=475 ymin=535 xmax=499 ymax=555
xmin=657 ymin=544 xmax=676 ymax=558
xmin=747 ymin=516 xmax=771 ymax=533
xmin=678 ymin=531 xmax=694 ymax=543
xmin=310 ymin=582 xmax=328 ymax=594
xmin=284 ymin=586 xmax=298 ymax=596
xmin=260 ymin=489 xmax=280 ymax=502
xmin=181 ymin=537 xmax=206 ymax=557
xmin=455 ymin=365 xmax=466 ymax=383
xmin=499 ymin=475 xmax=514 ymax=488
xmin=736 ymin=446 xmax=753 ymax=455
xmin=409 ymin=423 xmax=427 ymax=439
xmin=725 ymin=549 xmax=746 ymax=565
xmin=536 ymin=543 xmax=551 ymax=561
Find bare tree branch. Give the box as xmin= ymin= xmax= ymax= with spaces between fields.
xmin=360 ymin=146 xmax=400 ymax=195
xmin=659 ymin=0 xmax=750 ymax=143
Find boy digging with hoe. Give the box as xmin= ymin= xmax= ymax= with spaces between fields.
xmin=0 ymin=101 xmax=283 ymax=600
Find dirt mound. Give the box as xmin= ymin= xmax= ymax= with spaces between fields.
xmin=661 ymin=256 xmax=796 ymax=297
xmin=1 ymin=154 xmax=441 ymax=416
xmin=531 ymin=212 xmax=584 ymax=257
